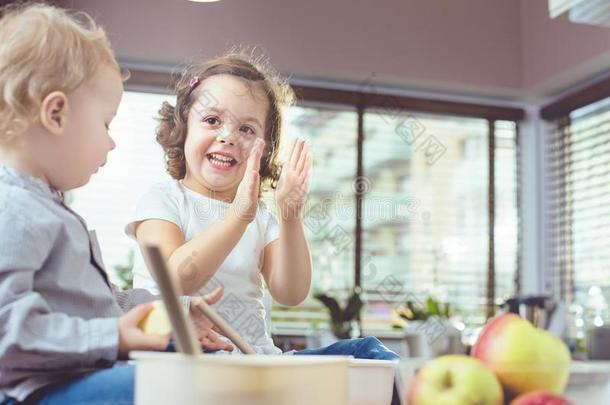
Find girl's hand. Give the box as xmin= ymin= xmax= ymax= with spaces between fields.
xmin=231 ymin=138 xmax=264 ymax=223
xmin=190 ymin=287 xmax=234 ymax=352
xmin=118 ymin=303 xmax=171 ymax=359
xmin=276 ymin=138 xmax=312 ymax=222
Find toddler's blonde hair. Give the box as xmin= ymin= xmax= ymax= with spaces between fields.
xmin=0 ymin=3 xmax=119 ymax=143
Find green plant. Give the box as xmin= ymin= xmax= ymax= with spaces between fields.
xmin=314 ymin=289 xmax=364 ymax=339
xmin=398 ymin=296 xmax=452 ymax=322
xmin=114 ymin=249 xmax=134 ymax=291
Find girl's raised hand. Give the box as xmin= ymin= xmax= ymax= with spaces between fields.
xmin=231 ymin=138 xmax=264 ymax=223
xmin=276 ymin=138 xmax=312 ymax=222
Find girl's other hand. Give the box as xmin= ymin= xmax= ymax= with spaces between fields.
xmin=190 ymin=287 xmax=234 ymax=352
xmin=276 ymin=138 xmax=312 ymax=222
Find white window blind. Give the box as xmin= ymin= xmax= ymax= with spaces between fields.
xmin=545 ymin=97 xmax=610 ymax=304
xmin=361 ymin=113 xmax=518 ymax=329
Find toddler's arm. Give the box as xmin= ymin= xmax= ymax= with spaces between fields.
xmin=111 ymin=284 xmax=177 ymax=312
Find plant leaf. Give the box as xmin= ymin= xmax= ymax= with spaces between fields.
xmin=343 ymin=292 xmax=364 ymax=323
xmin=406 ymin=300 xmax=427 ymax=321
xmin=426 ymin=296 xmax=440 ymax=316
xmin=314 ymin=293 xmax=342 ymax=324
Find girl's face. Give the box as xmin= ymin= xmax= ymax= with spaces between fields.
xmin=183 ymin=74 xmax=268 ymax=199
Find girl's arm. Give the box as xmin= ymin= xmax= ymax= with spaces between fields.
xmin=262 ymin=139 xmax=313 ymax=306
xmin=135 ymin=140 xmax=264 ymax=295
xmin=262 ymin=220 xmax=312 ymax=306
xmin=135 ymin=214 xmax=247 ymax=295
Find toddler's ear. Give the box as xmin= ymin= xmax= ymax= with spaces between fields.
xmin=40 ymin=91 xmax=69 ymax=135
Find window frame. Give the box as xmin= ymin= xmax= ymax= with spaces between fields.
xmin=124 ymin=67 xmax=525 ymax=319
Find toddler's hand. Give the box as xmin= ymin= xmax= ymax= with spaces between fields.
xmin=118 ymin=303 xmax=170 ymax=359
xmin=231 ymin=138 xmax=264 ymax=223
xmin=276 ymin=138 xmax=312 ymax=221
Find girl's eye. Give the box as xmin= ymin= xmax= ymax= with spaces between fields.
xmin=204 ymin=117 xmax=220 ymax=126
xmin=240 ymin=126 xmax=255 ymax=136
xmin=105 ymin=123 xmax=110 ymax=131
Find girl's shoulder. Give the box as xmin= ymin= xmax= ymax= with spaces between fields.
xmin=134 ymin=179 xmax=187 ymax=217
xmin=142 ymin=179 xmax=185 ymax=202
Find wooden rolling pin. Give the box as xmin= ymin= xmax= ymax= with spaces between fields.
xmin=143 ymin=244 xmax=201 ymax=356
xmin=193 ymin=298 xmax=257 ymax=355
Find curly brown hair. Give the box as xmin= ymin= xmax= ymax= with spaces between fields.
xmin=156 ymin=52 xmax=295 ymax=192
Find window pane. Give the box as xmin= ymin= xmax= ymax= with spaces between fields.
xmin=268 ymin=105 xmax=357 ymax=332
xmin=494 ymin=120 xmax=519 ymax=307
xmin=361 ymin=111 xmax=494 ymax=328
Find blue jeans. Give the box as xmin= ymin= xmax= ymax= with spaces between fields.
xmin=6 ymin=337 xmax=398 ymax=404
xmin=295 ymin=336 xmax=399 ymax=360
xmin=1 ymin=364 xmax=135 ymax=405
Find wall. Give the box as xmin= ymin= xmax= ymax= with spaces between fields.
xmin=68 ymin=0 xmax=523 ymax=98
xmin=68 ymin=0 xmax=610 ymax=99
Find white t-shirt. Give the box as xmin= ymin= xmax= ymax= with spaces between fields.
xmin=125 ymin=180 xmax=281 ymax=354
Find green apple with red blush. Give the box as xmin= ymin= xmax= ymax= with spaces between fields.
xmin=407 ymin=355 xmax=503 ymax=405
xmin=472 ymin=313 xmax=571 ymax=396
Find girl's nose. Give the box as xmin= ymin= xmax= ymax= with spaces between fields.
xmin=216 ymin=126 xmax=237 ymax=146
xmin=216 ymin=135 xmax=235 ymax=146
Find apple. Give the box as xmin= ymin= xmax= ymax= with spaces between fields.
xmin=509 ymin=390 xmax=572 ymax=405
xmin=138 ymin=300 xmax=172 ymax=336
xmin=407 ymin=355 xmax=503 ymax=405
xmin=471 ymin=313 xmax=571 ymax=396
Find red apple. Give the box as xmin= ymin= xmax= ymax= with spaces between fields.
xmin=408 ymin=355 xmax=503 ymax=405
xmin=472 ymin=313 xmax=571 ymax=396
xmin=509 ymin=390 xmax=573 ymax=405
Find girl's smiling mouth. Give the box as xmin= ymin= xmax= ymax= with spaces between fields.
xmin=206 ymin=151 xmax=238 ymax=170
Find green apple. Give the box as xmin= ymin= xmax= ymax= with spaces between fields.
xmin=407 ymin=355 xmax=503 ymax=405
xmin=509 ymin=390 xmax=572 ymax=405
xmin=471 ymin=313 xmax=571 ymax=396
xmin=138 ymin=300 xmax=172 ymax=336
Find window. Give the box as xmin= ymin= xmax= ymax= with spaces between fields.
xmin=71 ymin=87 xmax=521 ymax=336
xmin=360 ymin=113 xmax=519 ymax=329
xmin=270 ymin=100 xmax=520 ymax=333
xmin=545 ymin=97 xmax=610 ymax=306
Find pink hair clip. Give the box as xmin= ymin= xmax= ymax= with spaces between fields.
xmin=187 ymin=76 xmax=200 ymax=94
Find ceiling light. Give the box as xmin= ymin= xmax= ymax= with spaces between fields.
xmin=549 ymin=0 xmax=610 ymax=27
